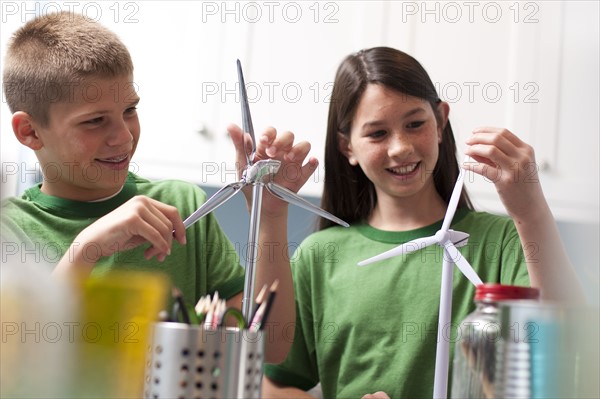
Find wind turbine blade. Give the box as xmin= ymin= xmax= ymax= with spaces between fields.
xmin=183 ymin=181 xmax=245 ymax=229
xmin=265 ymin=182 xmax=349 ymax=227
xmin=440 ymin=157 xmax=468 ymax=233
xmin=237 ymin=59 xmax=256 ymax=164
xmin=358 ymin=235 xmax=439 ymax=266
xmin=443 ymin=241 xmax=483 ymax=286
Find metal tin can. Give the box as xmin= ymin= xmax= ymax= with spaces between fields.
xmin=495 ymin=301 xmax=599 ymax=399
xmin=451 ymin=284 xmax=539 ymax=398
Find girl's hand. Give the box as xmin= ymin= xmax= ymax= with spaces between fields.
xmin=463 ymin=127 xmax=548 ymax=221
xmin=228 ymin=123 xmax=319 ymax=218
xmin=362 ymin=392 xmax=391 ymax=399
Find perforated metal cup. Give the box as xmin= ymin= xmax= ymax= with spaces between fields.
xmin=143 ymin=322 xmax=264 ymax=399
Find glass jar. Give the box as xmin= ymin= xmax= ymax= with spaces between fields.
xmin=450 ymin=284 xmax=539 ymax=399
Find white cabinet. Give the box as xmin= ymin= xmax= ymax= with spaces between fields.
xmin=1 ymin=1 xmax=597 ymax=223
xmin=111 ymin=1 xmax=251 ymax=186
xmin=382 ymin=1 xmax=598 ymax=222
xmin=131 ymin=1 xmax=393 ymax=194
xmin=127 ymin=1 xmax=597 ymax=223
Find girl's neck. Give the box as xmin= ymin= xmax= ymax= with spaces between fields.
xmin=368 ymin=189 xmax=447 ymax=232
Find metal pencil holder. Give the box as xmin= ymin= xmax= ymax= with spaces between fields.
xmin=143 ymin=322 xmax=265 ymax=399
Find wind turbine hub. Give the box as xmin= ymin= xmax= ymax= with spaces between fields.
xmin=434 ymin=230 xmax=449 ymax=244
xmin=243 ymin=159 xmax=281 ymax=184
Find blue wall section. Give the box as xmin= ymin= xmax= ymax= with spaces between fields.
xmin=201 ymin=185 xmax=599 ymax=306
xmin=201 ymin=185 xmax=321 ymax=262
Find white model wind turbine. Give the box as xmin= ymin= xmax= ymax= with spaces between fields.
xmin=183 ymin=60 xmax=349 ymax=320
xmin=358 ymin=161 xmax=483 ymax=399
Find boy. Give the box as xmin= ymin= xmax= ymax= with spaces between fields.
xmin=1 ymin=11 xmax=315 ymax=363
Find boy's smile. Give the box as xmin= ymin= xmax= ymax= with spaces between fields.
xmin=29 ymin=74 xmax=140 ymax=201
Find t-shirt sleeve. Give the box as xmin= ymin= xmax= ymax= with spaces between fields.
xmin=0 ymin=210 xmax=29 ymax=244
xmin=499 ymin=223 xmax=530 ymax=287
xmin=263 ymin=239 xmax=320 ymax=390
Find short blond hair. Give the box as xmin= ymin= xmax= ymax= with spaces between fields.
xmin=3 ymin=11 xmax=134 ymax=126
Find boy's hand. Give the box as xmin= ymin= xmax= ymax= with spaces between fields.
xmin=228 ymin=123 xmax=319 ymax=218
xmin=463 ymin=127 xmax=547 ymax=220
xmin=56 ymin=196 xmax=186 ymax=275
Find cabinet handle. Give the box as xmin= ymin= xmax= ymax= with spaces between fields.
xmin=196 ymin=124 xmax=214 ymax=140
xmin=539 ymin=160 xmax=550 ymax=172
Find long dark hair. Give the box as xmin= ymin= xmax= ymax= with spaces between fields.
xmin=320 ymin=47 xmax=473 ymax=230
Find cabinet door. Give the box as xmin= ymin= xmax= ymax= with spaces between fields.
xmin=234 ymin=1 xmax=390 ymax=197
xmin=128 ymin=1 xmax=391 ymax=194
xmin=384 ymin=1 xmax=598 ymax=222
xmin=546 ymin=1 xmax=599 ymax=223
xmin=2 ymin=1 xmax=595 ymax=222
xmin=114 ymin=1 xmax=251 ymax=186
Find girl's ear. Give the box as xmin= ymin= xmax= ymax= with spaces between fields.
xmin=12 ymin=112 xmax=44 ymax=150
xmin=436 ymin=101 xmax=450 ymax=143
xmin=337 ymin=132 xmax=358 ymax=166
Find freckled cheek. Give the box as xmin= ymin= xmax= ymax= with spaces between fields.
xmin=425 ymin=141 xmax=441 ymax=167
xmin=416 ymin=136 xmax=440 ymax=154
xmin=362 ymin=149 xmax=386 ymax=165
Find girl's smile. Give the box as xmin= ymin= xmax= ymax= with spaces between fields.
xmin=342 ymin=83 xmax=444 ymax=204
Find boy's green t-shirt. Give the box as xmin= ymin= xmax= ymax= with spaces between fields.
xmin=0 ymin=173 xmax=245 ymax=302
xmin=264 ymin=209 xmax=530 ymax=399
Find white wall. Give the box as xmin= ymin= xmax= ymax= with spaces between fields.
xmin=2 ymin=1 xmax=597 ymax=222
xmin=1 ymin=1 xmax=598 ymax=302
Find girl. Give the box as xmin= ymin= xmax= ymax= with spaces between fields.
xmin=262 ymin=47 xmax=584 ymax=398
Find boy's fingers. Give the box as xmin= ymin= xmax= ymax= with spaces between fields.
xmin=171 ymin=222 xmax=187 ymax=245
xmin=134 ymin=219 xmax=171 ymax=256
xmin=144 ymin=245 xmax=167 ymax=261
xmin=133 ymin=199 xmax=187 ymax=254
xmin=150 ymin=199 xmax=186 ymax=245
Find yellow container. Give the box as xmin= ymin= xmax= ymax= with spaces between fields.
xmin=74 ymin=270 xmax=169 ymax=398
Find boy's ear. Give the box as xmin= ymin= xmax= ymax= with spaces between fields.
xmin=12 ymin=112 xmax=43 ymax=150
xmin=337 ymin=132 xmax=358 ymax=166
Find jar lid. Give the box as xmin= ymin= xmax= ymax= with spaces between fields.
xmin=474 ymin=283 xmax=539 ymax=301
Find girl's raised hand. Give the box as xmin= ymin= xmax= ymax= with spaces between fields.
xmin=463 ymin=127 xmax=548 ymax=221
xmin=228 ymin=123 xmax=319 ymax=218
xmin=362 ymin=391 xmax=391 ymax=399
